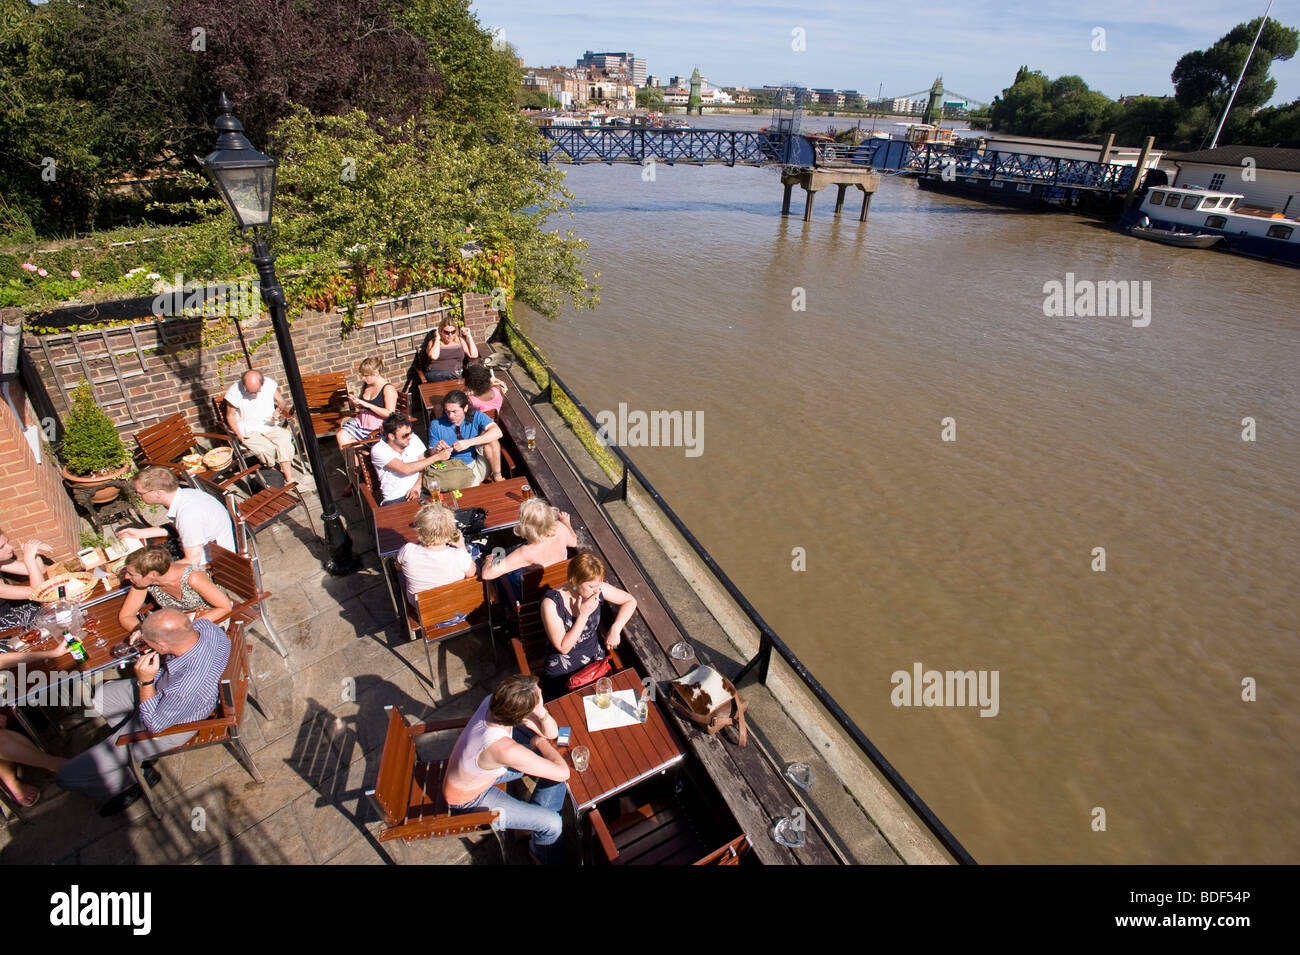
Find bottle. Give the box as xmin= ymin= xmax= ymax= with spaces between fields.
xmin=64 ymin=629 xmax=87 ymax=663
xmin=637 ymin=686 xmax=651 ymax=723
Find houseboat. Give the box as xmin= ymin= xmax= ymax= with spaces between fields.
xmin=1119 ymin=184 xmax=1300 ymax=265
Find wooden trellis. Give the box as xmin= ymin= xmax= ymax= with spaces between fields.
xmin=345 ymin=289 xmax=451 ymax=364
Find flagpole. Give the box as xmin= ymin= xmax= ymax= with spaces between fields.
xmin=1209 ymin=0 xmax=1275 ymax=149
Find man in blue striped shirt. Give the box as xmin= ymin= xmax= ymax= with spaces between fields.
xmin=56 ymin=610 xmax=231 ymax=814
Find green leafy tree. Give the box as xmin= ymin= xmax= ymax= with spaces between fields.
xmin=636 ymin=87 xmax=665 ymax=111
xmin=60 ymin=382 xmax=129 ymax=476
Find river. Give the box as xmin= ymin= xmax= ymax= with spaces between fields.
xmin=515 ymin=113 xmax=1300 ymax=864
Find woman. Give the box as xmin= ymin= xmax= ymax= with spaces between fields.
xmin=339 ymin=355 xmax=399 ymax=447
xmin=0 ymin=529 xmax=50 ymax=631
xmin=0 ymin=646 xmax=72 ymax=806
xmin=395 ymin=502 xmax=476 ymax=608
xmin=481 ymin=498 xmax=578 ymax=603
xmin=463 ymin=363 xmax=506 ymax=417
xmin=422 ymin=317 xmax=478 ymax=382
xmin=117 ymin=546 xmax=231 ymax=633
xmin=443 ymin=673 xmax=569 ymax=864
xmin=539 ymin=550 xmax=636 ymax=699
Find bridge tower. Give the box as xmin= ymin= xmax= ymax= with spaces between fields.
xmin=921 ymin=76 xmax=944 ymax=127
xmin=688 ymin=68 xmax=703 ymax=116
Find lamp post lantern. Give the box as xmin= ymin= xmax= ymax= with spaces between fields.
xmin=199 ymin=94 xmax=360 ymax=575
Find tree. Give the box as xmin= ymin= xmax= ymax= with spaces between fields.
xmin=636 ymin=87 xmax=665 ymax=112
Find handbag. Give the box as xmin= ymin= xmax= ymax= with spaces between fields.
xmin=668 ymin=665 xmax=748 ymax=746
xmin=422 ymin=458 xmax=475 ymax=492
xmin=453 ymin=507 xmax=487 ymax=538
xmin=566 ymin=656 xmax=613 ymax=692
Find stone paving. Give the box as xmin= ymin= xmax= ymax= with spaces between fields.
xmin=0 ymin=455 xmax=511 ymax=865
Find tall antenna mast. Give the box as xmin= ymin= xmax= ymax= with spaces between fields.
xmin=1209 ymin=0 xmax=1275 ymax=149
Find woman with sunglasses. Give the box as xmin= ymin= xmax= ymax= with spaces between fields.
xmin=0 ymin=528 xmax=51 ymax=631
xmin=422 ymin=317 xmax=478 ymax=383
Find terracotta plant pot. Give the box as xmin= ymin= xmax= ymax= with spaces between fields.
xmin=62 ymin=462 xmax=132 ymax=503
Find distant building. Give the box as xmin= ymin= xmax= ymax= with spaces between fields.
xmin=646 ymin=75 xmax=662 ymax=88
xmin=577 ymin=51 xmax=647 ymax=87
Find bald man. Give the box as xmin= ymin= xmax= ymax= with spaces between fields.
xmin=225 ymin=369 xmax=295 ymax=483
xmin=55 ymin=610 xmax=231 ymax=815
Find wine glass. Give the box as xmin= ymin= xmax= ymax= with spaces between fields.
xmin=669 ymin=641 xmax=695 ymax=661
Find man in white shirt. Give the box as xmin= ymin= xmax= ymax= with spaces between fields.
xmin=224 ymin=369 xmax=295 ymax=483
xmin=118 ymin=466 xmax=237 ymax=564
xmin=370 ymin=413 xmax=451 ymax=506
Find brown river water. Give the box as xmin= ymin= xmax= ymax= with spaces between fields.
xmin=515 ymin=114 xmax=1300 ymax=864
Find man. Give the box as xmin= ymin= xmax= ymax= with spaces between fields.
xmin=224 ymin=369 xmax=295 ymax=484
xmin=119 ymin=466 xmax=236 ymax=564
xmin=427 ymin=390 xmax=504 ymax=487
xmin=370 ymin=412 xmax=451 ymax=506
xmin=55 ymin=610 xmax=231 ymax=815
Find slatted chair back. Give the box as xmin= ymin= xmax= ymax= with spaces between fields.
xmin=588 ymin=796 xmax=750 ymax=866
xmin=219 ymin=618 xmax=252 ymax=722
xmin=205 ymin=544 xmax=262 ymax=606
xmin=366 ymin=704 xmax=500 ymax=852
xmin=355 ymin=441 xmax=383 ymax=513
xmin=408 ymin=575 xmax=490 ymax=645
xmin=510 ymin=560 xmax=573 ymax=677
xmin=301 ymin=371 xmax=349 ymax=438
xmin=132 ymin=413 xmax=196 ymax=468
xmin=694 ymin=834 xmax=751 ymax=865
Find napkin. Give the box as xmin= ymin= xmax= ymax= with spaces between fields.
xmin=582 ymin=689 xmax=643 ymax=731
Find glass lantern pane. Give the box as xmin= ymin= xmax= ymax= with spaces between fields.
xmin=222 ymin=165 xmax=275 ymax=228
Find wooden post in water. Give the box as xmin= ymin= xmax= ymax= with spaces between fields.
xmin=834 ymin=183 xmax=848 ymax=216
xmin=803 ymin=187 xmax=816 ymax=221
xmin=782 ymin=180 xmax=794 ymax=216
xmin=1097 ymin=132 xmax=1114 ymax=165
xmin=1126 ymin=136 xmax=1155 ymax=198
xmin=859 ymin=188 xmax=872 ymax=221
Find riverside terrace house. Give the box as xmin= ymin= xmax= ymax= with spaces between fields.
xmin=1168 ymin=145 xmax=1300 ymax=216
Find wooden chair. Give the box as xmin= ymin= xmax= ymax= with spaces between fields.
xmin=508 ymin=560 xmax=622 ymax=681
xmin=133 ymin=412 xmax=240 ymax=483
xmin=195 ymin=466 xmax=319 ymax=579
xmin=300 ymin=371 xmax=349 ymax=440
xmin=116 ymin=619 xmax=270 ymax=819
xmin=364 ymin=704 xmax=502 ymax=863
xmin=211 ymin=395 xmax=310 ymax=478
xmin=587 ymin=797 xmax=751 ymax=866
xmin=400 ymin=574 xmax=493 ymax=683
xmin=205 ymin=543 xmax=287 ymax=658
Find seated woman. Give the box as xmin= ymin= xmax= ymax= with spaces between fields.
xmin=117 ymin=546 xmax=232 ymax=633
xmin=481 ymin=498 xmax=578 ymax=604
xmin=421 ymin=318 xmax=478 ymax=383
xmin=339 ymin=355 xmax=399 ymax=448
xmin=539 ymin=550 xmax=636 ymax=699
xmin=463 ymin=363 xmax=506 ymax=417
xmin=395 ymin=502 xmax=476 ymax=609
xmin=0 ymin=528 xmax=51 ymax=631
xmin=0 ymin=648 xmax=73 ymax=806
xmin=443 ymin=673 xmax=569 ymax=864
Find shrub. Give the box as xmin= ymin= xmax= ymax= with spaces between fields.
xmin=59 ymin=382 xmax=129 ymax=476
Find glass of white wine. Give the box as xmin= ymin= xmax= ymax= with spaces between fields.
xmin=594 ymin=677 xmax=613 ymax=709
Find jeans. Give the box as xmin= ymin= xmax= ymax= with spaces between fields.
xmin=449 ymin=728 xmax=568 ymax=862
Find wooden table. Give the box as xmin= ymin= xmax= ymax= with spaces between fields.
xmin=548 ymin=668 xmax=685 ymax=813
xmin=374 ymin=477 xmax=531 ymax=558
xmin=1 ymin=588 xmax=140 ymax=747
xmin=418 ymin=379 xmax=465 ymax=423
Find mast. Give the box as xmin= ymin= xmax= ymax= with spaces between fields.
xmin=1209 ymin=0 xmax=1275 ymax=149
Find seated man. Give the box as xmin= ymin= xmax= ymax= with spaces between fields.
xmin=427 ymin=390 xmax=505 ymax=487
xmin=370 ymin=412 xmax=452 ymax=506
xmin=54 ymin=610 xmax=232 ymax=816
xmin=224 ymin=369 xmax=295 ymax=484
xmin=443 ymin=673 xmax=569 ymax=864
xmin=118 ymin=466 xmax=236 ymax=565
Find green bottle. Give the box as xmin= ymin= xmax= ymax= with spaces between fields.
xmin=63 ymin=630 xmax=87 ymax=663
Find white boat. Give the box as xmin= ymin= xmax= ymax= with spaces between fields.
xmin=1129 ymin=224 xmax=1223 ymax=248
xmin=1120 ymin=184 xmax=1300 ymax=265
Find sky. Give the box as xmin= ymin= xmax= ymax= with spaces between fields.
xmin=469 ymin=0 xmax=1300 ymax=107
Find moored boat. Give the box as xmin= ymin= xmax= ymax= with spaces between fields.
xmin=1120 ymin=184 xmax=1300 ymax=264
xmin=1129 ymin=223 xmax=1224 ymax=248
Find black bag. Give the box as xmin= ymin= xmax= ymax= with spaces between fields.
xmin=454 ymin=507 xmax=487 ymax=537
xmin=249 ymin=467 xmax=286 ymax=491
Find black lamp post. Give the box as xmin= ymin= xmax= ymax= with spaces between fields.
xmin=199 ymin=94 xmax=360 ymax=575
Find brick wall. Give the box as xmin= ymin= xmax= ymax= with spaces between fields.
xmin=0 ymin=385 xmax=81 ymax=562
xmin=24 ymin=288 xmax=503 ymax=435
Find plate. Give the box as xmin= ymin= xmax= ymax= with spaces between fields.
xmin=202 ymin=447 xmax=233 ymax=470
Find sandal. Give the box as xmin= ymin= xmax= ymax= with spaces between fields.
xmin=4 ymin=781 xmax=40 ymax=808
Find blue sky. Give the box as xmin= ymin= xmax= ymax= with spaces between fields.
xmin=469 ymin=0 xmax=1300 ymax=107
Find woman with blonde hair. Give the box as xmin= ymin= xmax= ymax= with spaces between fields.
xmin=0 ymin=528 xmax=50 ymax=631
xmin=117 ymin=546 xmax=231 ymax=633
xmin=539 ymin=549 xmax=636 ymax=699
xmin=339 ymin=355 xmax=399 ymax=447
xmin=481 ymin=498 xmax=577 ymax=602
xmin=396 ymin=501 xmax=477 ymax=607
xmin=422 ymin=317 xmax=478 ymax=382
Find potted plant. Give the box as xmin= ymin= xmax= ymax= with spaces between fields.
xmin=60 ymin=381 xmax=131 ymax=501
